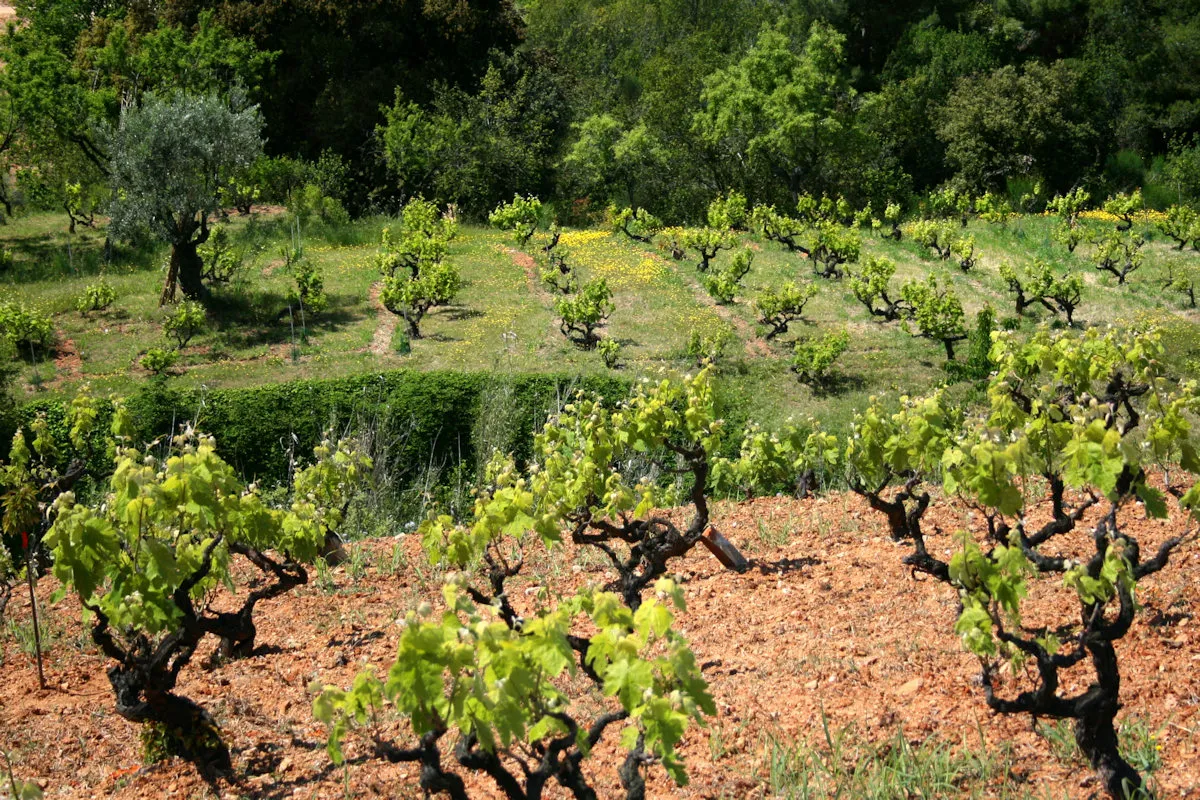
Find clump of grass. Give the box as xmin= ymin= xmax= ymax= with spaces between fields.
xmin=766 ymin=714 xmax=1030 ymax=799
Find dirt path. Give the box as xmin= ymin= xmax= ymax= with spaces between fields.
xmin=367 ymin=281 xmax=397 ymax=355
xmin=44 ymin=333 xmax=82 ymax=390
xmin=505 ymin=245 xmax=565 ymax=350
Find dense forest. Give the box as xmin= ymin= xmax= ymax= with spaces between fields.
xmin=2 ymin=0 xmax=1199 ymax=226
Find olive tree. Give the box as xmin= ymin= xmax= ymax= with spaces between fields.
xmin=107 ymin=92 xmax=263 ymax=304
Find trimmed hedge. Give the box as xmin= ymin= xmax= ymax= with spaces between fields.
xmin=8 ymin=370 xmax=631 ymax=488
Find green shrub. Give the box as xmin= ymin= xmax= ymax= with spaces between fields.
xmin=76 ymin=280 xmax=116 ymax=314
xmin=0 ymin=301 xmax=55 ymax=352
xmin=556 ymin=278 xmax=614 ymax=346
xmin=488 ymin=194 xmax=544 ymax=246
xmin=289 ymin=258 xmax=328 ymax=314
xmin=597 ymin=337 xmax=622 ymax=368
xmin=163 ymin=300 xmax=207 ymax=348
xmin=198 ymin=226 xmax=244 ymax=285
xmin=140 ymin=347 xmax=178 ymax=376
xmin=287 ymin=182 xmax=350 ymax=227
xmin=687 ymin=322 xmax=735 ymax=366
xmin=791 ymin=329 xmax=850 ymax=385
xmin=702 ymin=248 xmax=753 ymax=304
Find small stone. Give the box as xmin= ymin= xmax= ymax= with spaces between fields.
xmin=896 ymin=678 xmax=922 ymax=695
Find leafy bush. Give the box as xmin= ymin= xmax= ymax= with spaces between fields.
xmin=1047 ymin=188 xmax=1092 ymax=252
xmin=611 ymin=206 xmax=661 ymax=242
xmin=163 ymin=301 xmax=207 ymax=348
xmin=846 ymin=327 xmax=1197 ymax=799
xmin=682 ymin=227 xmax=736 ymax=272
xmin=140 ymin=347 xmax=178 ymax=376
xmin=488 ymin=193 xmax=544 ymax=246
xmin=539 ymin=245 xmax=578 ymax=294
xmin=380 ymin=261 xmax=461 ymax=338
xmin=1091 ymin=230 xmax=1145 ymax=284
xmin=999 ymin=261 xmax=1083 ymax=323
xmin=556 ymin=278 xmax=614 ymax=347
xmin=377 ymin=197 xmax=457 ymax=279
xmin=1157 ymin=205 xmax=1200 ymax=250
xmin=975 ymin=192 xmax=1013 ymax=225
xmin=910 ymin=219 xmax=959 ymax=260
xmin=313 ymin=370 xmax=729 ymax=796
xmin=850 ymin=256 xmax=909 ymax=321
xmin=791 ymin=329 xmax=849 ymax=385
xmin=755 ymin=281 xmax=818 ymax=339
xmin=0 ymin=302 xmax=55 ymax=353
xmin=287 ymin=183 xmax=349 ymax=227
xmin=288 ymin=258 xmax=328 ymax=314
xmin=198 ymin=226 xmax=244 ymax=285
xmin=597 ymin=336 xmax=622 ymax=368
xmin=950 ymin=234 xmax=977 ymax=271
xmin=17 ymin=371 xmax=632 ymax=495
xmin=48 ymin=417 xmax=368 ymax=771
xmin=807 ymin=223 xmax=860 ymax=278
xmin=702 ymin=248 xmax=753 ymax=304
xmin=707 ymin=190 xmax=749 ymax=230
xmin=75 ymin=280 xmax=116 ymax=315
xmin=883 ymin=202 xmax=902 ymax=240
xmin=900 ymin=275 xmax=967 ymax=360
xmin=1102 ymin=189 xmax=1143 ymax=231
xmin=686 ymin=323 xmax=735 ymax=366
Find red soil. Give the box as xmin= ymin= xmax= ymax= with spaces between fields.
xmin=2 ymin=491 xmax=1198 ymax=799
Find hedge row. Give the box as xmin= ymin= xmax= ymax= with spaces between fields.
xmin=7 ymin=370 xmax=632 ymax=488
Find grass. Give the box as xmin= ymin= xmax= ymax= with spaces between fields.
xmin=3 ymin=208 xmax=1198 ymax=433
xmin=766 ymin=715 xmax=1038 ymax=799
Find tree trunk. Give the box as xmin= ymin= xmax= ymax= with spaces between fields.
xmin=943 ymin=338 xmax=957 ymax=360
xmin=174 ymin=240 xmax=206 ymax=300
xmin=1074 ymin=643 xmax=1145 ymax=799
xmin=108 ymin=665 xmax=232 ymax=775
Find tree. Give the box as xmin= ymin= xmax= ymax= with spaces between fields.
xmin=380 ymin=263 xmax=462 ymax=340
xmin=561 ymin=115 xmax=667 ymax=209
xmin=694 ymin=22 xmax=856 ymax=201
xmin=557 ymin=278 xmax=614 ymax=348
xmin=850 ymin=256 xmax=909 ymax=322
xmin=755 ymin=280 xmax=818 ymax=339
xmin=900 ymin=274 xmax=968 ymax=360
xmin=844 ymin=327 xmax=1198 ymax=799
xmin=937 ymin=62 xmax=1101 ymax=194
xmin=106 ymin=92 xmax=262 ymax=303
xmin=47 ymin=414 xmax=367 ymax=773
xmin=313 ymin=370 xmax=735 ymax=797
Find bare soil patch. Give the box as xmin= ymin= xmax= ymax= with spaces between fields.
xmin=2 ymin=491 xmax=1198 ymax=799
xmin=366 ymin=281 xmax=397 ymax=356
